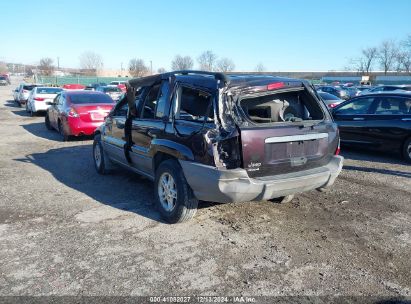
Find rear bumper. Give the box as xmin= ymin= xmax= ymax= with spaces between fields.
xmin=66 ymin=117 xmax=104 ymax=136
xmin=32 ymin=102 xmax=50 ymax=112
xmin=179 ymin=156 xmax=344 ymax=203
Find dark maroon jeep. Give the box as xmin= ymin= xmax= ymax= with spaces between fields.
xmin=93 ymin=71 xmax=343 ymax=223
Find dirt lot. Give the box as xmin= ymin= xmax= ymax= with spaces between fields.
xmin=0 ymin=80 xmax=410 ymax=298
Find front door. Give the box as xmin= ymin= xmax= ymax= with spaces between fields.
xmin=333 ymin=96 xmax=376 ymax=147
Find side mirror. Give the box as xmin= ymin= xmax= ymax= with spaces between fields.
xmin=46 ymin=101 xmax=55 ymax=106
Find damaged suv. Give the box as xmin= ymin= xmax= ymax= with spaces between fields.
xmin=93 ymin=71 xmax=343 ymax=223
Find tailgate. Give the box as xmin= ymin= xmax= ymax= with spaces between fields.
xmin=240 ymin=124 xmax=332 ymax=178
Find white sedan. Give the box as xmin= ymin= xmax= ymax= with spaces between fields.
xmin=26 ymin=87 xmax=63 ymax=116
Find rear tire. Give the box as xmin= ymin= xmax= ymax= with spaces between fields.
xmin=93 ymin=134 xmax=114 ymax=174
xmin=270 ymin=194 xmax=295 ymax=204
xmin=403 ymin=137 xmax=411 ymax=163
xmin=154 ymin=159 xmax=198 ymax=223
xmin=45 ymin=114 xmax=52 ymax=130
xmin=58 ymin=120 xmax=70 ymax=142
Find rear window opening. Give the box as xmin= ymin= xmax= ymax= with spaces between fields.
xmin=240 ymin=89 xmax=324 ymax=124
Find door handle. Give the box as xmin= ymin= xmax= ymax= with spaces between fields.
xmin=353 ymin=117 xmax=365 ymax=121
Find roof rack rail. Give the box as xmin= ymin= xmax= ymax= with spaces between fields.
xmin=166 ymin=70 xmax=229 ymax=83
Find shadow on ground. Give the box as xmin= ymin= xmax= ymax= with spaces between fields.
xmin=341 ymin=146 xmax=409 ymax=166
xmin=343 ymin=165 xmax=411 ymax=178
xmin=22 ymin=122 xmax=93 ymax=142
xmin=14 ymin=144 xmax=166 ymax=223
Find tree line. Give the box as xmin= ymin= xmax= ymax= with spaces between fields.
xmin=348 ymin=34 xmax=411 ymax=75
xmin=37 ymin=50 xmax=267 ymax=77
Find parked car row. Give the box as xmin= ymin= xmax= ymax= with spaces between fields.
xmin=45 ymin=91 xmax=115 ymax=140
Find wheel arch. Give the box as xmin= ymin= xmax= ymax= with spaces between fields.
xmin=151 ymin=139 xmax=194 ymax=173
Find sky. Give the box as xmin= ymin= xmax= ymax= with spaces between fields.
xmin=1 ymin=0 xmax=411 ymax=72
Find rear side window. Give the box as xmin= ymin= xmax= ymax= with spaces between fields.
xmin=174 ymin=86 xmax=213 ymax=122
xmin=69 ymin=93 xmax=114 ymax=104
xmin=23 ymin=85 xmax=37 ymax=90
xmin=240 ymin=89 xmax=323 ymax=124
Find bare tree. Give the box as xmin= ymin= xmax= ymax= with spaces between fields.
xmin=216 ymin=58 xmax=235 ymax=72
xmin=378 ymin=40 xmax=399 ymax=75
xmin=255 ymin=63 xmax=266 ymax=72
xmin=128 ymin=58 xmax=148 ymax=77
xmin=348 ymin=57 xmax=366 ymax=73
xmin=197 ymin=50 xmax=217 ymax=71
xmin=399 ymin=35 xmax=411 ymax=74
xmin=171 ymin=55 xmax=193 ymax=70
xmin=79 ymin=51 xmax=103 ymax=75
xmin=39 ymin=57 xmax=54 ymax=76
xmin=361 ymin=47 xmax=378 ymax=74
xmin=157 ymin=67 xmax=167 ymax=74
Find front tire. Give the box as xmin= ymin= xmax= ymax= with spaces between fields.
xmin=403 ymin=137 xmax=411 ymax=163
xmin=154 ymin=160 xmax=198 ymax=223
xmin=93 ymin=134 xmax=113 ymax=174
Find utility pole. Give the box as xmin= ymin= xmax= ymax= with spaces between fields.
xmin=150 ymin=60 xmax=153 ymax=75
xmin=57 ymin=57 xmax=60 ymax=69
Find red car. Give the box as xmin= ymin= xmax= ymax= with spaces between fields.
xmin=45 ymin=91 xmax=115 ymax=141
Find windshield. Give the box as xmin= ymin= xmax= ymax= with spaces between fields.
xmin=69 ymin=93 xmax=114 ymax=104
xmin=104 ymin=87 xmax=121 ymax=93
xmin=37 ymin=88 xmax=63 ymax=94
xmin=23 ymin=85 xmax=38 ymax=90
xmin=0 ymin=76 xmax=6 ymax=80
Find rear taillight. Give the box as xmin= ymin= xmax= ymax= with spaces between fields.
xmin=34 ymin=97 xmax=45 ymax=101
xmin=267 ymin=82 xmax=285 ymax=90
xmin=67 ymin=107 xmax=79 ymax=117
xmin=23 ymin=90 xmax=28 ymax=93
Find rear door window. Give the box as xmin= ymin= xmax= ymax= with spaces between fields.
xmin=174 ymin=86 xmax=213 ymax=122
xmin=374 ymin=97 xmax=411 ymax=115
xmin=155 ymin=81 xmax=170 ymax=119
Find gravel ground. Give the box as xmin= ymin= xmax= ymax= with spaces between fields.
xmin=0 ymin=79 xmax=410 ymax=298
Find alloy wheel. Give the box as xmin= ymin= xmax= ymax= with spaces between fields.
xmin=158 ymin=172 xmax=177 ymax=212
xmin=94 ymin=143 xmax=102 ymax=168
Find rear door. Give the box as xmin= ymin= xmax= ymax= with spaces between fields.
xmin=130 ymin=82 xmax=169 ymax=175
xmin=333 ymin=96 xmax=376 ymax=146
xmin=363 ymin=96 xmax=411 ymax=151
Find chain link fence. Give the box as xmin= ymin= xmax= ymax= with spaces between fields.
xmin=36 ymin=76 xmax=130 ymax=86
